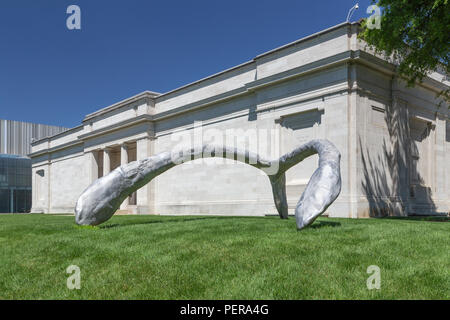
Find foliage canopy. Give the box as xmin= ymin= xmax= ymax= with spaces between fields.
xmin=360 ymin=0 xmax=449 ymax=105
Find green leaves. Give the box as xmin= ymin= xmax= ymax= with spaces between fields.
xmin=360 ymin=0 xmax=450 ymax=107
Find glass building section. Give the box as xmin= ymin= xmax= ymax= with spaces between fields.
xmin=0 ymin=154 xmax=32 ymax=213
xmin=0 ymin=119 xmax=67 ymax=213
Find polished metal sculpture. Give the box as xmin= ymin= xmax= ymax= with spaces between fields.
xmin=75 ymin=139 xmax=341 ymax=230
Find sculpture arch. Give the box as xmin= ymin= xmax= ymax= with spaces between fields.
xmin=75 ymin=139 xmax=341 ymax=230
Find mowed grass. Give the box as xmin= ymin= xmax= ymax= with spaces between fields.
xmin=0 ymin=214 xmax=448 ymax=299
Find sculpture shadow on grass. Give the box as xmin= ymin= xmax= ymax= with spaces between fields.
xmin=99 ymin=217 xmax=221 ymax=229
xmin=308 ymin=220 xmax=342 ymax=229
xmin=99 ymin=216 xmax=342 ymax=230
xmin=75 ymin=139 xmax=342 ymax=231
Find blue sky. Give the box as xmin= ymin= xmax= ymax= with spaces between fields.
xmin=0 ymin=0 xmax=374 ymax=128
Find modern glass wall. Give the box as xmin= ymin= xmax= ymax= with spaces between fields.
xmin=0 ymin=120 xmax=67 ymax=213
xmin=0 ymin=154 xmax=32 ymax=213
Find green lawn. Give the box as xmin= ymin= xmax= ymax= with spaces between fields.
xmin=0 ymin=214 xmax=448 ymax=299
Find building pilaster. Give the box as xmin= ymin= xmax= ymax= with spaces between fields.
xmin=120 ymin=143 xmax=129 ymax=210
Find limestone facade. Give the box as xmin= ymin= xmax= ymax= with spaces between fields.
xmin=30 ymin=22 xmax=450 ymax=217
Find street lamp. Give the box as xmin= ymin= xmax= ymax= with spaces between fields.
xmin=346 ymin=3 xmax=359 ymax=22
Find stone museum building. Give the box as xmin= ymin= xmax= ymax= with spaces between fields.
xmin=0 ymin=120 xmax=66 ymax=213
xmin=30 ymin=22 xmax=450 ymax=218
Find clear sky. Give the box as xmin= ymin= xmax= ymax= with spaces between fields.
xmin=0 ymin=0 xmax=374 ymax=128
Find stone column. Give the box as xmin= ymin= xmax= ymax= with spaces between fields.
xmin=120 ymin=143 xmax=129 ymax=210
xmin=136 ymin=137 xmax=155 ymax=214
xmin=87 ymin=150 xmax=99 ymax=183
xmin=103 ymin=147 xmax=111 ymax=177
xmin=120 ymin=143 xmax=128 ymax=166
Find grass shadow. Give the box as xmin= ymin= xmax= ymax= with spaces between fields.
xmin=309 ymin=220 xmax=341 ymax=229
xmin=99 ymin=216 xmax=235 ymax=229
xmin=380 ymin=216 xmax=449 ymax=222
xmin=98 ymin=215 xmax=291 ymax=230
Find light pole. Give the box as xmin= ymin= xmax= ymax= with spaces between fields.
xmin=346 ymin=3 xmax=359 ymax=22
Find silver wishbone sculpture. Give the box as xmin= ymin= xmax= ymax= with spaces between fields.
xmin=75 ymin=139 xmax=341 ymax=230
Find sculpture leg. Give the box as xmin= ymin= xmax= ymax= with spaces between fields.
xmin=269 ymin=173 xmax=289 ymax=219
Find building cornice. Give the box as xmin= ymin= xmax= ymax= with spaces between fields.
xmin=247 ymin=51 xmax=355 ymax=92
xmin=78 ymin=114 xmax=154 ymax=140
xmin=28 ymin=140 xmax=84 ymax=158
xmin=255 ymin=21 xmax=359 ymax=60
xmin=354 ymin=51 xmax=449 ymax=94
xmin=30 ymin=125 xmax=83 ymax=146
xmin=83 ymin=91 xmax=159 ymax=122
